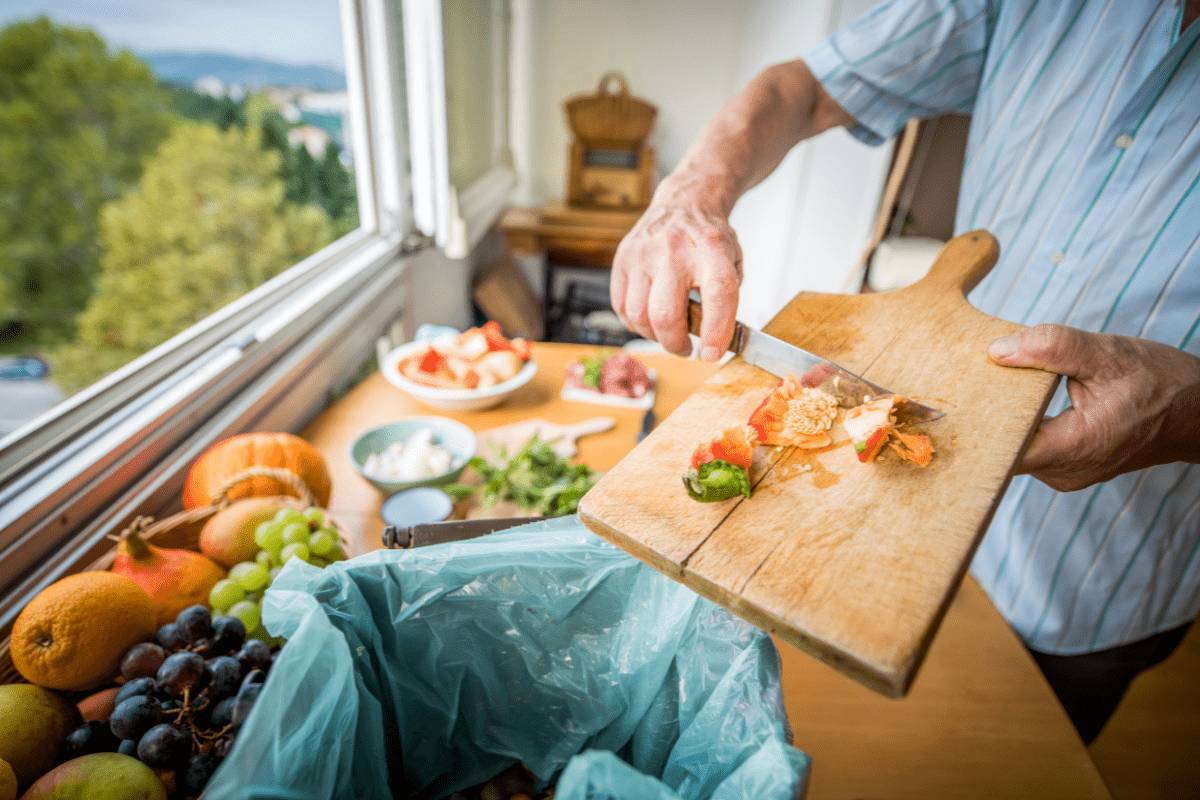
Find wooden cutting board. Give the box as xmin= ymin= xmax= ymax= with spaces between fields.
xmin=578 ymin=231 xmax=1059 ymax=697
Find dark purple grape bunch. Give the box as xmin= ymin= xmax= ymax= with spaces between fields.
xmin=71 ymin=603 xmax=282 ymax=796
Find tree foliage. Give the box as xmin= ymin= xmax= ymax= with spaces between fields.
xmin=0 ymin=17 xmax=174 ymax=345
xmin=167 ymin=84 xmax=358 ymax=231
xmin=51 ymin=123 xmax=332 ymax=391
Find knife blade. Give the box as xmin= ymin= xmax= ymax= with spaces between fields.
xmin=686 ymin=295 xmax=943 ymax=424
xmin=637 ymin=408 xmax=655 ymax=441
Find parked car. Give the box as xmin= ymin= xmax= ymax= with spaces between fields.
xmin=0 ymin=356 xmax=63 ymax=437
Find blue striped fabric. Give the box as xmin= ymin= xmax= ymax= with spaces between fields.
xmin=803 ymin=0 xmax=1200 ymax=653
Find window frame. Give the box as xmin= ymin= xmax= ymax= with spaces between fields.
xmin=0 ymin=0 xmax=436 ymax=634
xmin=403 ymin=0 xmax=516 ymax=256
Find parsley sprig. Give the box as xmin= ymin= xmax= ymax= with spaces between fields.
xmin=444 ymin=433 xmax=601 ymax=516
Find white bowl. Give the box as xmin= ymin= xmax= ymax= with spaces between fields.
xmin=380 ymin=340 xmax=537 ymax=412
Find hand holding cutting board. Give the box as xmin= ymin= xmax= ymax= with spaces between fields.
xmin=987 ymin=324 xmax=1200 ymax=493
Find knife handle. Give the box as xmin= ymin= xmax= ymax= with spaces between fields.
xmin=686 ymin=297 xmax=704 ymax=338
xmin=686 ymin=294 xmax=745 ymax=355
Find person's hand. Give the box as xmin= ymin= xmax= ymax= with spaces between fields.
xmin=988 ymin=324 xmax=1200 ymax=492
xmin=610 ymin=184 xmax=743 ymax=360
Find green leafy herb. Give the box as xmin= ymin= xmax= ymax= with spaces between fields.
xmin=579 ymin=352 xmax=611 ymax=388
xmin=682 ymin=459 xmax=751 ymax=503
xmin=442 ymin=433 xmax=601 ymax=516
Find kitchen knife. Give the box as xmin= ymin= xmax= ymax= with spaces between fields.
xmin=687 ymin=294 xmax=943 ymax=424
xmin=637 ymin=408 xmax=655 ymax=441
xmin=382 ymin=516 xmax=548 ymax=549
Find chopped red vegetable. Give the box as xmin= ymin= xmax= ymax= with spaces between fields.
xmin=748 ymin=375 xmax=838 ymax=448
xmin=684 ymin=425 xmax=757 ymax=502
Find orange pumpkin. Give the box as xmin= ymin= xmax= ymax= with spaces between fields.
xmin=182 ymin=432 xmax=332 ymax=509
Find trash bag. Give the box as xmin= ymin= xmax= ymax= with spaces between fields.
xmin=203 ymin=516 xmax=810 ymax=800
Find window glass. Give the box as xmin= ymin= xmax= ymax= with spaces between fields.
xmin=0 ymin=1 xmax=357 ymax=432
xmin=442 ymin=0 xmax=509 ymax=191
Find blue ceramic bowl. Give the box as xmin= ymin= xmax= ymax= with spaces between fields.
xmin=348 ymin=416 xmax=476 ymax=495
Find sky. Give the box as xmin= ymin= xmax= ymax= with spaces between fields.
xmin=0 ymin=0 xmax=346 ymax=69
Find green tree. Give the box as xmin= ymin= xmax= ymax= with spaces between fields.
xmin=51 ymin=122 xmax=332 ymax=391
xmin=318 ymin=141 xmax=359 ymax=235
xmin=167 ymin=86 xmax=358 ymax=233
xmin=166 ymin=84 xmax=243 ymax=131
xmin=0 ymin=17 xmax=174 ymax=348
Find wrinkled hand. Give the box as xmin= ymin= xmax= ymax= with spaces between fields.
xmin=611 ymin=193 xmax=742 ymax=360
xmin=988 ymin=324 xmax=1200 ymax=492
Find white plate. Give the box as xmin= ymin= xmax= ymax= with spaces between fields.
xmin=560 ymin=369 xmax=657 ymax=410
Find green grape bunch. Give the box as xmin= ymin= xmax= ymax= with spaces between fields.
xmin=209 ymin=505 xmax=348 ymax=642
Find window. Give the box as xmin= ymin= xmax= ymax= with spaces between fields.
xmin=402 ymin=0 xmax=515 ymax=256
xmin=0 ymin=0 xmax=512 ymax=635
xmin=0 ymin=2 xmax=364 ymax=411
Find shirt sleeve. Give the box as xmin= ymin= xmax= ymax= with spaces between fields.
xmin=802 ymin=0 xmax=995 ymax=146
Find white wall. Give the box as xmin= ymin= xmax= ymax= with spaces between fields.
xmin=520 ymin=0 xmax=893 ymax=329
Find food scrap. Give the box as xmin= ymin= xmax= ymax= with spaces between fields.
xmin=748 ymin=375 xmax=838 ymax=448
xmin=564 ymin=349 xmax=652 ymax=398
xmin=683 ymin=425 xmax=756 ymax=502
xmin=684 ymin=377 xmax=935 ymax=502
xmin=842 ymin=396 xmax=934 ymax=465
xmin=397 ymin=321 xmax=532 ymax=390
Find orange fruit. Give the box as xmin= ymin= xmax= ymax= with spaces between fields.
xmin=10 ymin=571 xmax=157 ymax=692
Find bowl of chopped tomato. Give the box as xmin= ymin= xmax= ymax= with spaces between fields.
xmin=380 ymin=322 xmax=537 ymax=412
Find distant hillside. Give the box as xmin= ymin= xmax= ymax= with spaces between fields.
xmin=140 ymin=52 xmax=346 ymax=91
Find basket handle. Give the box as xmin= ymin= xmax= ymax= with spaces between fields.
xmin=213 ymin=466 xmax=315 ymax=508
xmin=109 ymin=468 xmax=317 ymax=547
xmin=595 ymin=71 xmax=630 ymax=97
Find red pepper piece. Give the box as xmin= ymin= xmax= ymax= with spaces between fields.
xmin=480 ymin=320 xmax=515 ymax=352
xmin=889 ymin=429 xmax=934 ymax=466
xmin=417 ymin=347 xmax=447 ymax=375
xmin=690 ymin=425 xmax=756 ymax=472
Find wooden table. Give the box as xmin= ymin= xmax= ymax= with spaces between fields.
xmin=300 ymin=342 xmax=1111 ymax=800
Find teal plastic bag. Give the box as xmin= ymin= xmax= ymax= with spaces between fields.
xmin=204 ymin=516 xmax=810 ymax=800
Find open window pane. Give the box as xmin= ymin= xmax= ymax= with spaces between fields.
xmin=443 ymin=0 xmax=509 ymax=191
xmin=0 ymin=1 xmax=360 ymax=431
xmin=0 ymin=0 xmax=414 ymax=629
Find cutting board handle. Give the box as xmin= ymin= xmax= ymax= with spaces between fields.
xmin=906 ymin=229 xmax=1000 ymax=299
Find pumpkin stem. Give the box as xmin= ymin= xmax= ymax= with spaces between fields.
xmin=119 ymin=526 xmax=153 ymax=560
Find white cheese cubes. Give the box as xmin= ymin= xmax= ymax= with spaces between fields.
xmin=363 ymin=427 xmax=460 ymax=481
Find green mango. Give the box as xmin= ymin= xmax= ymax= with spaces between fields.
xmin=0 ymin=684 xmax=81 ymax=790
xmin=19 ymin=753 xmax=166 ymax=800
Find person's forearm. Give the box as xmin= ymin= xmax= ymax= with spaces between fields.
xmin=657 ymin=59 xmax=855 ymax=216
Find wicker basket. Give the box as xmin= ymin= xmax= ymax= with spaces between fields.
xmin=564 ymin=71 xmax=657 ymax=148
xmin=0 ymin=467 xmax=352 ymax=686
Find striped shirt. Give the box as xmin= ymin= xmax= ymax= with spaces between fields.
xmin=803 ymin=0 xmax=1200 ymax=654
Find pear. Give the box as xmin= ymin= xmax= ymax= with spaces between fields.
xmin=199 ymin=497 xmax=285 ymax=568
